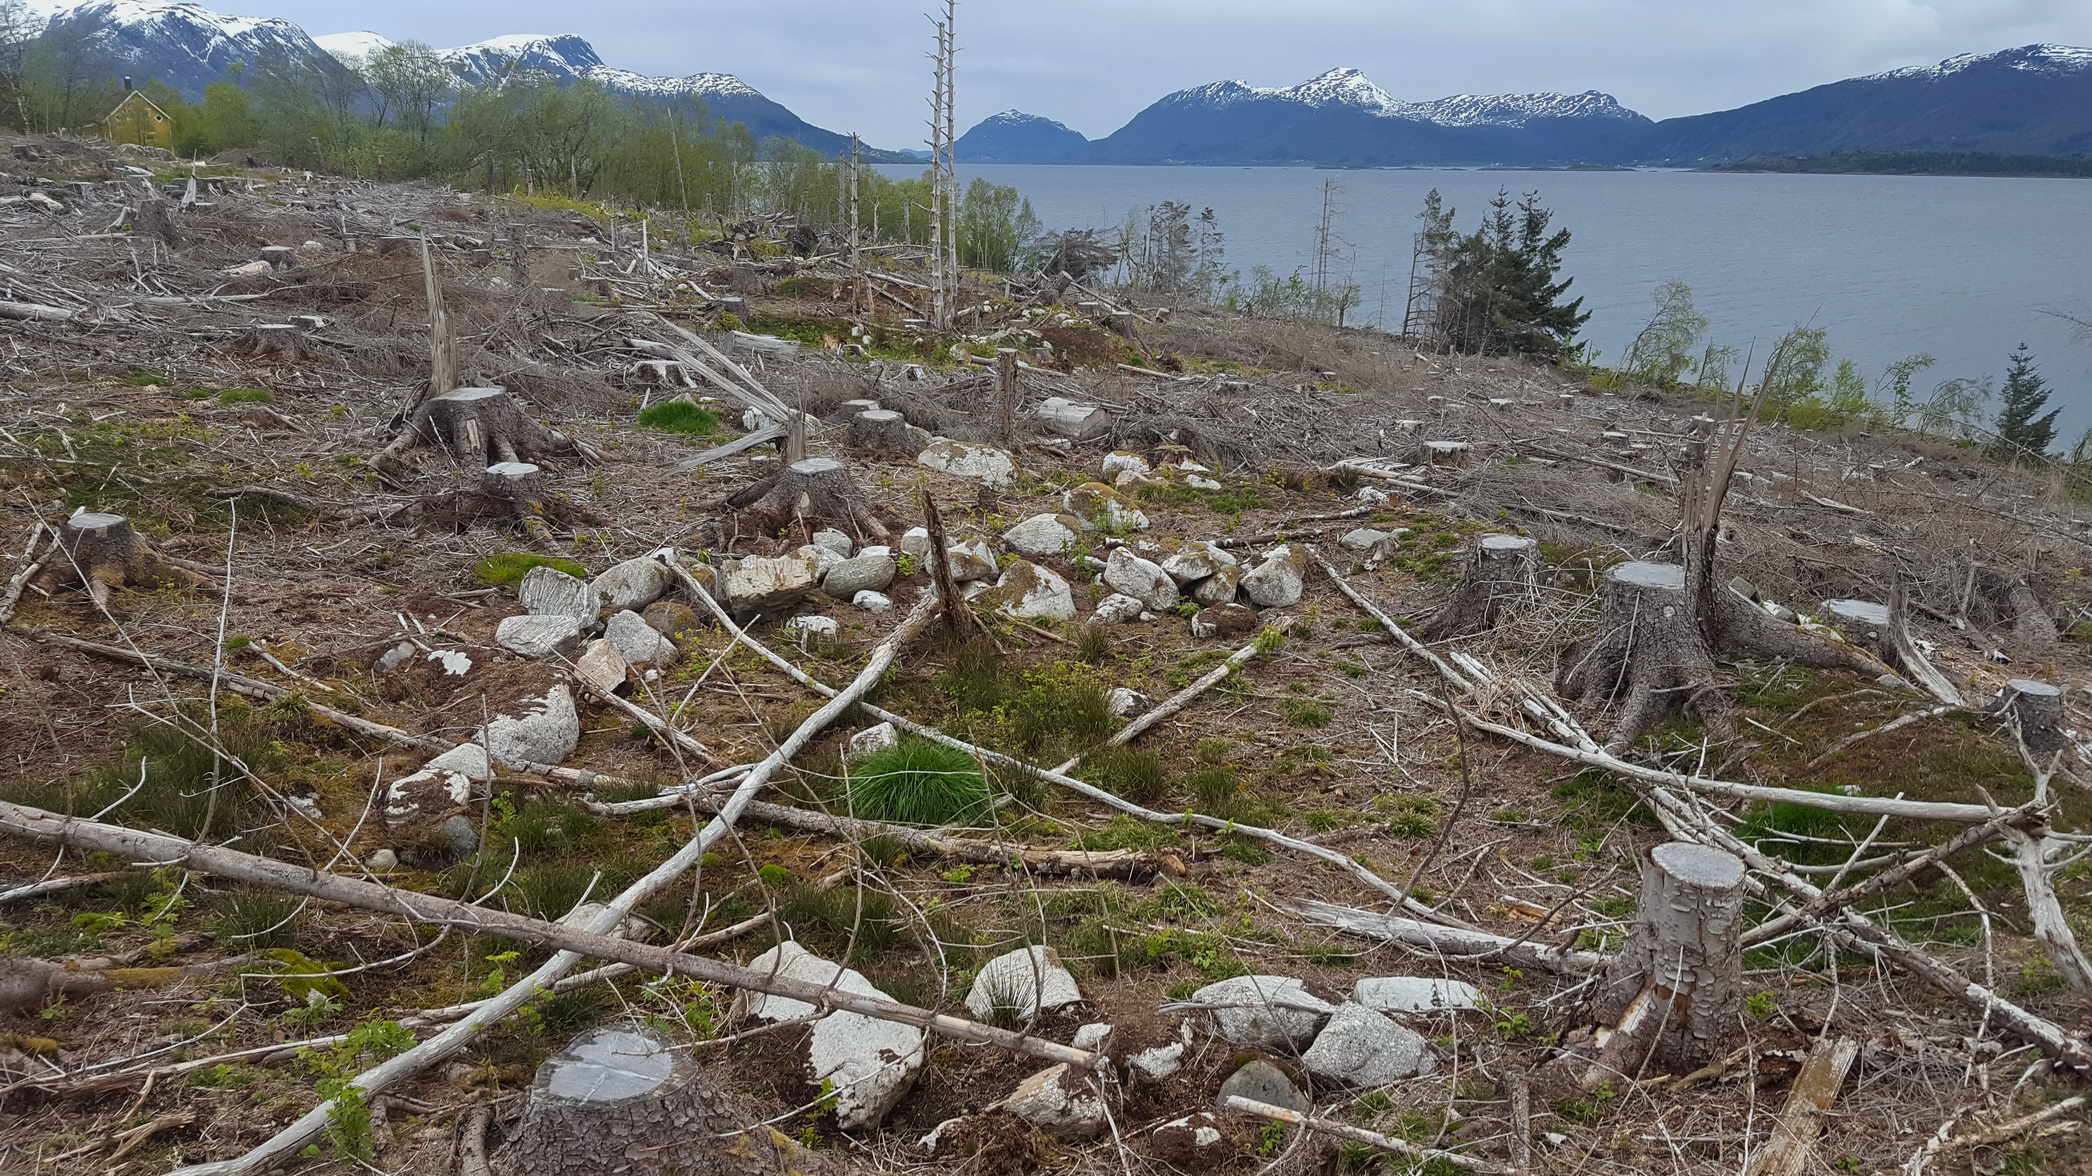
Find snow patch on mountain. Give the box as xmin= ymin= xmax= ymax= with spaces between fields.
xmin=1867 ymin=42 xmax=2092 ymax=81
xmin=313 ymin=30 xmax=394 ymax=61
xmin=1154 ymin=68 xmax=1640 ymax=128
xmin=586 ymin=67 xmax=762 ymax=100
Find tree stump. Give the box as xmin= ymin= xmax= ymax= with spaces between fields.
xmin=1583 ymin=842 xmax=1746 ymax=1082
xmin=377 ymin=387 xmax=596 ymax=470
xmin=1972 ymin=568 xmax=2059 ymax=655
xmin=497 ymin=1025 xmax=829 ymax=1176
xmin=134 ymin=199 xmax=178 ymax=248
xmin=724 ymin=457 xmax=888 ymax=543
xmin=32 ymin=511 xmax=210 ymax=608
xmin=845 ymin=409 xmax=926 ymax=456
xmin=1557 ymin=561 xmax=1723 ymax=751
xmin=1818 ymin=599 xmax=1890 ymax=657
xmin=421 ymin=462 xmax=603 ymax=534
xmin=1422 ymin=533 xmax=1539 ymax=640
xmin=1995 ymin=678 xmax=2068 ymax=758
xmin=227 ymin=323 xmax=314 ymax=364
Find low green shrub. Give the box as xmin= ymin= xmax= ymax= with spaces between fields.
xmin=847 ymin=739 xmax=992 ymax=826
xmin=637 ymin=401 xmax=719 ymax=435
xmin=472 ymin=552 xmax=587 ymax=586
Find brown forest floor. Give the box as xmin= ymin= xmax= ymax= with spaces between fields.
xmin=1 ymin=134 xmax=2091 ymax=1175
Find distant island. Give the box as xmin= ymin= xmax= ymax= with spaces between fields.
xmin=1710 ymin=151 xmax=2092 ymax=178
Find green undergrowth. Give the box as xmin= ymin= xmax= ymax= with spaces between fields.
xmin=15 ymin=412 xmax=234 ymax=528
xmin=636 ymin=400 xmax=719 ymax=434
xmin=472 ymin=552 xmax=587 ymax=587
xmin=846 ymin=738 xmax=992 ymax=826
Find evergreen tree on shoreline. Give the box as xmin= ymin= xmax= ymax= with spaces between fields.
xmin=1992 ymin=342 xmax=2059 ymax=462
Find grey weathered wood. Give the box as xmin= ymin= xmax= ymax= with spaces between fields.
xmin=1743 ymin=1037 xmax=1858 ymax=1176
xmin=1585 ymin=842 xmax=1747 ymax=1081
xmin=669 ymin=424 xmax=785 ymax=473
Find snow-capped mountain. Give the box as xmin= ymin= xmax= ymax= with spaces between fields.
xmin=1090 ymin=66 xmax=1655 ymax=165
xmin=35 ymin=1 xmax=349 ymax=100
xmin=316 ymin=30 xmax=766 ymax=105
xmin=1638 ymin=43 xmax=2092 ymax=163
xmin=954 ymin=110 xmax=1090 ymax=163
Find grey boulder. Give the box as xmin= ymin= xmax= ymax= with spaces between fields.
xmin=590 ymin=556 xmax=670 ymax=613
xmin=1192 ymin=975 xmax=1332 ymax=1051
xmin=1300 ymin=1001 xmax=1435 ymax=1084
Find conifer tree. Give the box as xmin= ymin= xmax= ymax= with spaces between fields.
xmin=1992 ymin=342 xmax=2059 ymax=462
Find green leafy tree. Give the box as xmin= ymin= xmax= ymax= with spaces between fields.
xmin=1992 ymin=342 xmax=2060 ymax=461
xmin=1622 ymin=280 xmax=1708 ymax=386
xmin=1429 ymin=188 xmax=1589 ymax=358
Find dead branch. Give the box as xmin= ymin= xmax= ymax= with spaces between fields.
xmin=1222 ymin=1097 xmax=1515 ymax=1175
xmin=1743 ymin=1036 xmax=1859 ymax=1176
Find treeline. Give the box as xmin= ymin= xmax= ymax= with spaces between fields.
xmin=0 ymin=12 xmax=1041 ymax=269
xmin=1713 ymin=151 xmax=2092 ymax=178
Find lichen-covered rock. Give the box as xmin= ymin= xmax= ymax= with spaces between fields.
xmin=800 ymin=543 xmax=844 ymax=580
xmin=739 ymin=941 xmax=925 ymax=1129
xmin=810 ymin=529 xmax=854 ymax=558
xmin=897 ymin=527 xmax=931 ymax=560
xmin=573 ymin=638 xmax=629 ymax=694
xmin=1003 ymin=1063 xmax=1106 ymax=1140
xmin=823 ymin=553 xmax=897 ymax=597
xmin=1002 ymin=513 xmax=1082 ymax=557
xmin=1352 ymin=976 xmax=1483 ymax=1013
xmin=484 ymin=685 xmax=581 ymax=767
xmin=988 ymin=560 xmax=1077 ymax=622
xmin=590 ymin=557 xmax=670 ymax=613
xmin=1160 ymin=541 xmax=1238 ymax=586
xmin=720 ymin=550 xmax=820 ymax=610
xmin=1062 ymin=482 xmax=1149 ymax=531
xmin=1101 ymin=451 xmax=1151 ymax=479
xmin=966 ymin=946 xmax=1083 ymax=1020
xmin=918 ymin=440 xmax=1018 ymax=488
xmin=1339 ymin=528 xmax=1394 ymax=552
xmin=848 ymin=722 xmax=898 ymax=759
xmin=1240 ymin=544 xmax=1307 ymax=608
xmin=1216 ymin=1058 xmax=1310 ymax=1114
xmin=853 ymin=590 xmax=893 ymax=613
xmin=1300 ymin=1001 xmax=1435 ymax=1084
xmin=496 ymin=614 xmax=585 ymax=658
xmin=384 ymin=743 xmax=487 ymax=825
xmin=782 ymin=615 xmax=839 ymax=640
xmin=520 ymin=565 xmax=603 ymax=623
xmin=642 ymin=600 xmax=701 ymax=642
xmin=1105 ymin=687 xmax=1150 ymax=717
xmin=1102 ymin=548 xmax=1177 ymax=611
xmin=1089 ymin=593 xmax=1146 ymax=625
xmin=1190 ymin=603 xmax=1259 ymax=640
xmin=946 ymin=538 xmax=999 ymax=583
xmin=605 ymin=609 xmax=679 ymax=667
xmin=1188 ymin=564 xmax=1244 ymax=607
xmin=1192 ymin=975 xmax=1333 ymax=1051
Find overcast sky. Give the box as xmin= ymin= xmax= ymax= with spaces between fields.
xmin=255 ymin=0 xmax=2092 ymax=148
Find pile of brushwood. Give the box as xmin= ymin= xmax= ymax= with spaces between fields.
xmin=1 ymin=135 xmax=2091 ymax=1176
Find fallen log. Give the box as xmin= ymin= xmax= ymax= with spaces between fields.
xmin=0 ymin=800 xmax=1095 ymax=1073
xmin=1745 ymin=1037 xmax=1860 ymax=1176
xmin=1286 ymin=898 xmax=1610 ymax=975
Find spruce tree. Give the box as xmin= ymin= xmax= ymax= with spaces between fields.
xmin=1992 ymin=343 xmax=2060 ymax=462
xmin=1429 ymin=188 xmax=1589 ymax=359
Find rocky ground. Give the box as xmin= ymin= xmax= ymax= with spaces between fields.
xmin=2 ymin=133 xmax=2091 ymax=1175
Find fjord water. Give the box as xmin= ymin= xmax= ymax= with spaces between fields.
xmin=921 ymin=164 xmax=2092 ymax=431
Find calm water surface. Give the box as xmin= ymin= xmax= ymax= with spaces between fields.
xmin=884 ymin=164 xmax=2092 ymax=433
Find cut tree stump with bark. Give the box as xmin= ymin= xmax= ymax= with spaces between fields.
xmin=1422 ymin=533 xmax=1539 ymax=640
xmin=498 ymin=1025 xmax=831 ymax=1176
xmin=725 ymin=457 xmax=888 ymax=544
xmin=421 ymin=462 xmax=604 ymax=534
xmin=134 ymin=199 xmax=178 ymax=248
xmin=844 ymin=409 xmax=925 ymax=456
xmin=1995 ymin=678 xmax=2067 ymax=758
xmin=376 ymin=387 xmax=598 ymax=471
xmin=31 ymin=512 xmax=213 ymax=608
xmin=1581 ymin=841 xmax=1747 ymax=1083
xmin=1972 ymin=567 xmax=2060 ymax=654
xmin=1558 ymin=561 xmax=1724 ymax=751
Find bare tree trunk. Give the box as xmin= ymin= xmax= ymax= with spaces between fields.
xmin=1422 ymin=533 xmax=1538 ymax=639
xmin=921 ymin=489 xmax=977 ymax=636
xmin=1583 ymin=841 xmax=1747 ymax=1083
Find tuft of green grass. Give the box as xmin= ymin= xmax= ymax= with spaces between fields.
xmin=1187 ymin=764 xmax=1242 ymax=818
xmin=1078 ymin=746 xmax=1169 ymax=805
xmin=218 ymin=388 xmax=275 ymax=404
xmin=473 ymin=552 xmax=587 ymax=587
xmin=206 ymin=888 xmax=306 ymax=950
xmin=847 ymin=738 xmax=992 ymax=826
xmin=118 ymin=371 xmax=170 ymax=387
xmin=1074 ymin=624 xmax=1113 ymax=665
xmin=0 ymin=703 xmax=276 ymax=841
xmin=637 ymin=400 xmax=719 ymax=435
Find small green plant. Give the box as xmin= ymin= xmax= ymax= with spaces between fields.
xmin=300 ymin=1020 xmax=416 ymax=1159
xmin=847 ymin=738 xmax=992 ymax=825
xmin=118 ymin=371 xmax=170 ymax=386
xmin=1074 ymin=624 xmax=1113 ymax=664
xmin=1746 ymin=990 xmax=1777 ymax=1018
xmin=472 ymin=552 xmax=587 ymax=587
xmin=1281 ymin=698 xmax=1333 ymax=727
xmin=757 ymin=863 xmax=792 ymax=887
xmin=1079 ymin=745 xmax=1170 ymax=805
xmin=218 ymin=387 xmax=275 ymax=404
xmin=637 ymin=400 xmax=720 ymax=434
xmin=716 ymin=311 xmax=745 ymax=332
xmin=1257 ymin=1122 xmax=1287 ymax=1156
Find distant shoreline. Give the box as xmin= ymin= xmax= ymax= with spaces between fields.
xmin=1707 ymin=151 xmax=2092 ymax=179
